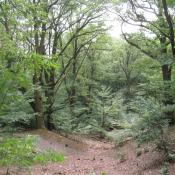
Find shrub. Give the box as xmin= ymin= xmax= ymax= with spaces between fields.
xmin=132 ymin=97 xmax=169 ymax=151
xmin=133 ymin=97 xmax=171 ymax=173
xmin=88 ymin=126 xmax=107 ymax=139
xmin=0 ymin=135 xmax=64 ymax=167
xmin=113 ymin=129 xmax=133 ymax=146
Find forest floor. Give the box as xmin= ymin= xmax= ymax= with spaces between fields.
xmin=0 ymin=129 xmax=175 ymax=175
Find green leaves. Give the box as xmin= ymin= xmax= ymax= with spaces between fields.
xmin=0 ymin=135 xmax=64 ymax=167
xmin=34 ymin=150 xmax=64 ymax=164
xmin=167 ymin=0 xmax=175 ymax=7
xmin=132 ymin=97 xmax=168 ymax=146
xmin=0 ymin=136 xmax=36 ymax=167
xmin=27 ymin=53 xmax=60 ymax=73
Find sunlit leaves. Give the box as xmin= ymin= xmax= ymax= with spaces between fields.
xmin=167 ymin=0 xmax=175 ymax=7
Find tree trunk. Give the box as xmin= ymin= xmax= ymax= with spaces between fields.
xmin=69 ymin=39 xmax=78 ymax=117
xmin=161 ymin=64 xmax=174 ymax=124
xmin=46 ymin=107 xmax=54 ymax=130
xmin=44 ymin=68 xmax=55 ymax=130
xmin=162 ymin=64 xmax=171 ymax=82
xmin=44 ymin=31 xmax=59 ymax=130
xmin=33 ymin=73 xmax=45 ymax=129
xmin=159 ymin=19 xmax=174 ymax=124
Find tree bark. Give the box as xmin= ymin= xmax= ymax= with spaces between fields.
xmin=33 ymin=73 xmax=45 ymax=129
xmin=44 ymin=30 xmax=58 ymax=130
xmin=45 ymin=68 xmax=56 ymax=130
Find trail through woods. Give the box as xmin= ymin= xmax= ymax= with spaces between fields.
xmin=0 ymin=129 xmax=175 ymax=175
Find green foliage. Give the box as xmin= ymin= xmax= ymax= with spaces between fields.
xmin=132 ymin=97 xmax=169 ymax=148
xmin=34 ymin=150 xmax=64 ymax=164
xmin=88 ymin=126 xmax=107 ymax=138
xmin=0 ymin=5 xmax=175 ymax=175
xmin=107 ymin=129 xmax=133 ymax=145
xmin=0 ymin=136 xmax=36 ymax=167
xmin=89 ymin=172 xmax=108 ymax=175
xmin=101 ymin=172 xmax=108 ymax=175
xmin=27 ymin=53 xmax=59 ymax=74
xmin=0 ymin=135 xmax=64 ymax=167
xmin=167 ymin=0 xmax=175 ymax=7
xmin=95 ymin=85 xmax=115 ymax=127
xmin=53 ymin=111 xmax=72 ymax=133
xmin=161 ymin=162 xmax=169 ymax=175
xmin=0 ymin=92 xmax=35 ymax=129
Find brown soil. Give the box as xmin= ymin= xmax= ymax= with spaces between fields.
xmin=0 ymin=129 xmax=175 ymax=175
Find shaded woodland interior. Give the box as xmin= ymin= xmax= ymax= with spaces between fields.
xmin=1 ymin=0 xmax=175 ymax=174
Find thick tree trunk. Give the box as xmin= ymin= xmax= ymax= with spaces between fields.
xmin=33 ymin=73 xmax=45 ymax=129
xmin=44 ymin=31 xmax=59 ymax=130
xmin=45 ymin=68 xmax=55 ymax=130
xmin=46 ymin=107 xmax=54 ymax=130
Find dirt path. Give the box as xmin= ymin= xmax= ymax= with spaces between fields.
xmin=1 ymin=129 xmax=175 ymax=175
xmin=28 ymin=130 xmax=169 ymax=175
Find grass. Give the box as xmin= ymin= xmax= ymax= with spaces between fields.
xmin=0 ymin=135 xmax=64 ymax=167
xmin=34 ymin=150 xmax=64 ymax=164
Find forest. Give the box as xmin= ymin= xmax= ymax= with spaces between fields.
xmin=0 ymin=0 xmax=175 ymax=174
